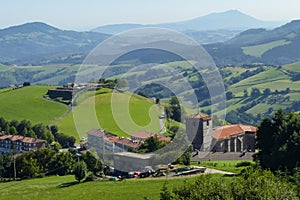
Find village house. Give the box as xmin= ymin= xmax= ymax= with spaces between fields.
xmin=86 ymin=129 xmax=142 ymax=155
xmin=87 ymin=129 xmax=171 ymax=156
xmin=0 ymin=134 xmax=46 ymax=153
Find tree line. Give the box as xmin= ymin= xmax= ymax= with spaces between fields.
xmin=0 ymin=148 xmax=103 ymax=182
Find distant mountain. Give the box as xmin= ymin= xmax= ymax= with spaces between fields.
xmin=92 ymin=10 xmax=283 ymax=34
xmin=205 ymin=20 xmax=300 ymax=65
xmin=0 ymin=22 xmax=109 ymax=65
xmin=92 ymin=23 xmax=144 ymax=35
xmin=0 ymin=17 xmax=298 ymax=66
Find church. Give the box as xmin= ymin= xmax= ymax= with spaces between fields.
xmin=186 ymin=114 xmax=257 ymax=153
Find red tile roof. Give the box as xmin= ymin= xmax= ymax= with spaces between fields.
xmin=116 ymin=138 xmax=141 ymax=149
xmin=104 ymin=136 xmax=141 ymax=148
xmin=159 ymin=136 xmax=171 ymax=142
xmin=0 ymin=134 xmax=46 ymax=143
xmin=88 ymin=129 xmax=170 ymax=149
xmin=130 ymin=132 xmax=152 ymax=139
xmin=213 ymin=124 xmax=257 ymax=140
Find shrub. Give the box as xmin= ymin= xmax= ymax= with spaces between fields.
xmin=235 ymin=161 xmax=252 ymax=167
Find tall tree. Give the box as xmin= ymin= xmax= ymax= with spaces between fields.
xmin=74 ymin=161 xmax=87 ymax=183
xmin=166 ymin=96 xmax=183 ymax=122
xmin=255 ymin=109 xmax=300 ymax=172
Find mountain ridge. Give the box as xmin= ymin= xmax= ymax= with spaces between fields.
xmin=0 ymin=22 xmax=110 ymax=64
xmin=92 ymin=10 xmax=284 ymax=34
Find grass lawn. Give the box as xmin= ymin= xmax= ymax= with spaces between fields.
xmin=0 ymin=175 xmax=200 ymax=200
xmin=57 ymin=89 xmax=161 ymax=139
xmin=194 ymin=160 xmax=255 ymax=173
xmin=0 ymin=87 xmax=13 ymax=94
xmin=0 ymin=86 xmax=67 ymax=125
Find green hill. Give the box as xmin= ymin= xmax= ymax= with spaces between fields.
xmin=0 ymin=85 xmax=161 ymax=141
xmin=0 ymin=86 xmax=67 ymax=125
xmin=57 ymin=89 xmax=161 ymax=140
xmin=282 ymin=61 xmax=300 ymax=73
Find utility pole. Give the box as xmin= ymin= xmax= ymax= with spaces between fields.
xmin=13 ymin=155 xmax=16 ymax=180
xmin=12 ymin=145 xmax=16 ymax=180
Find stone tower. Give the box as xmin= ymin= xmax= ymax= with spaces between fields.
xmin=186 ymin=113 xmax=212 ymax=151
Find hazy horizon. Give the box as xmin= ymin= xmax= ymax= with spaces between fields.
xmin=1 ymin=0 xmax=300 ymax=31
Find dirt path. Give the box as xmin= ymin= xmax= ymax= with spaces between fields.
xmin=40 ymin=95 xmax=73 ymax=127
xmin=50 ymin=104 xmax=73 ymax=126
xmin=204 ymin=168 xmax=236 ymax=175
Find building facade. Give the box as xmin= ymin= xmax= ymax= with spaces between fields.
xmin=0 ymin=134 xmax=46 ymax=153
xmin=87 ymin=129 xmax=141 ymax=156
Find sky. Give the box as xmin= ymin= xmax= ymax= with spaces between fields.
xmin=1 ymin=0 xmax=300 ymax=31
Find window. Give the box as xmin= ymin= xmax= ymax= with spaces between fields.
xmin=207 ymin=120 xmax=210 ymax=126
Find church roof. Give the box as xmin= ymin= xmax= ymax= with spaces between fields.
xmin=212 ymin=124 xmax=257 ymax=140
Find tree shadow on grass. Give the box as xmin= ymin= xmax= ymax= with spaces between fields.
xmin=57 ymin=181 xmax=79 ymax=188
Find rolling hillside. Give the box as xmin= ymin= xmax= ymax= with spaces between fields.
xmin=0 ymin=86 xmax=67 ymax=125
xmin=1 ymin=61 xmax=300 ymax=138
xmin=113 ymin=60 xmax=300 ymax=125
xmin=204 ymin=20 xmax=300 ymax=65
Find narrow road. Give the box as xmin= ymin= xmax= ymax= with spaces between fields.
xmin=159 ymin=109 xmax=166 ymax=134
xmin=159 ymin=118 xmax=166 ymax=133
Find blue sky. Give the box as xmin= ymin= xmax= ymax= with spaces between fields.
xmin=1 ymin=0 xmax=300 ymax=30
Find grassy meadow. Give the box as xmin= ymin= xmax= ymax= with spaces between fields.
xmin=0 ymin=86 xmax=67 ymax=125
xmin=0 ymin=175 xmax=199 ymax=200
xmin=194 ymin=160 xmax=254 ymax=173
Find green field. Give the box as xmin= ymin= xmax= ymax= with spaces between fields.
xmin=194 ymin=160 xmax=254 ymax=173
xmin=282 ymin=61 xmax=300 ymax=73
xmin=0 ymin=175 xmax=199 ymax=200
xmin=242 ymin=40 xmax=291 ymax=57
xmin=0 ymin=86 xmax=67 ymax=125
xmin=229 ymin=68 xmax=290 ymax=95
xmin=57 ymin=89 xmax=161 ymax=139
